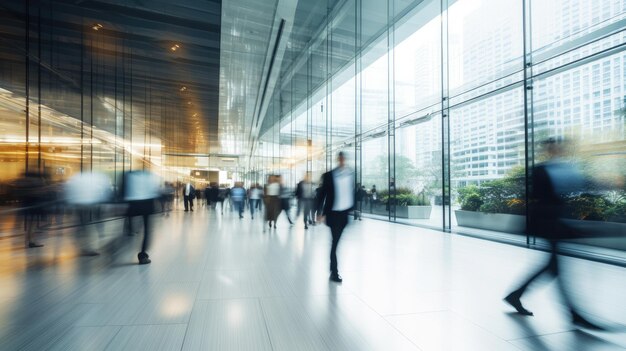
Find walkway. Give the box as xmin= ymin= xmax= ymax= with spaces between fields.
xmin=1 ymin=207 xmax=625 ymax=350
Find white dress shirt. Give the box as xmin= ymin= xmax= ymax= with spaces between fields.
xmin=332 ymin=167 xmax=354 ymax=211
xmin=185 ymin=183 xmax=191 ymax=196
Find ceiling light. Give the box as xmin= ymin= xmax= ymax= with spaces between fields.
xmin=192 ymin=113 xmax=198 ymax=117
xmin=92 ymin=23 xmax=103 ymax=31
xmin=180 ymin=86 xmax=187 ymax=92
xmin=187 ymin=101 xmax=192 ymax=105
xmin=171 ymin=44 xmax=180 ymax=51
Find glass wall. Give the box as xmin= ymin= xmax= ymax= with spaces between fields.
xmin=251 ymin=0 xmax=626 ymax=261
xmin=0 ymin=2 xmax=169 ymax=203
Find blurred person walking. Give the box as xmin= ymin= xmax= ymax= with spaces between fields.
xmin=248 ymin=184 xmax=262 ymax=219
xmin=264 ymin=175 xmax=280 ymax=229
xmin=124 ymin=170 xmax=161 ymax=265
xmin=355 ymin=184 xmax=366 ymax=220
xmin=183 ymin=182 xmax=195 ymax=212
xmin=12 ymin=172 xmax=48 ymax=248
xmin=296 ymin=172 xmax=315 ymax=229
xmin=316 ymin=152 xmax=354 ymax=283
xmin=231 ymin=182 xmax=246 ymax=219
xmin=65 ymin=171 xmax=112 ymax=256
xmin=278 ymin=175 xmax=294 ymax=226
xmin=504 ymin=138 xmax=605 ymax=330
xmin=208 ymin=183 xmax=219 ymax=209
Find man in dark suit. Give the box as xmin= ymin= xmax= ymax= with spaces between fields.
xmin=316 ymin=152 xmax=354 ymax=283
xmin=504 ymin=138 xmax=603 ymax=330
xmin=183 ymin=182 xmax=195 ymax=212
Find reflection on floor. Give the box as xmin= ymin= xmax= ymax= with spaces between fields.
xmin=1 ymin=207 xmax=625 ymax=350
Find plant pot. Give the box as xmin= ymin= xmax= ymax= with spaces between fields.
xmin=562 ymin=219 xmax=626 ymax=251
xmin=407 ymin=205 xmax=432 ymax=219
xmin=394 ymin=205 xmax=408 ymax=218
xmin=454 ymin=210 xmax=525 ymax=234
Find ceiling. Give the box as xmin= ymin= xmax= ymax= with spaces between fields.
xmin=0 ymin=0 xmax=342 ymax=167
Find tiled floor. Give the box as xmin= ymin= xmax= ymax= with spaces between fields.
xmin=1 ymin=207 xmax=625 ymax=350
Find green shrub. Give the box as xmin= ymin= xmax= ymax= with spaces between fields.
xmin=565 ymin=193 xmax=609 ymax=221
xmin=379 ymin=188 xmax=430 ymax=206
xmin=462 ymin=193 xmax=483 ymax=211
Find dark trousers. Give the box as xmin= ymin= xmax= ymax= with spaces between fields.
xmin=184 ymin=196 xmax=193 ymax=211
xmin=249 ymin=199 xmax=259 ymax=217
xmin=128 ymin=200 xmax=153 ymax=258
xmin=233 ymin=199 xmax=244 ymax=217
xmin=326 ymin=210 xmax=349 ymax=275
xmin=299 ymin=199 xmax=313 ymax=225
xmin=511 ymin=240 xmax=575 ymax=311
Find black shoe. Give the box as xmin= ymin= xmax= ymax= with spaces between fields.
xmin=304 ymin=225 xmax=308 ymax=230
xmin=138 ymin=257 xmax=151 ymax=265
xmin=504 ymin=292 xmax=533 ymax=316
xmin=329 ymin=273 xmax=343 ymax=283
xmin=184 ymin=209 xmax=188 ymax=212
xmin=572 ymin=312 xmax=605 ymax=330
xmin=28 ymin=242 xmax=44 ymax=248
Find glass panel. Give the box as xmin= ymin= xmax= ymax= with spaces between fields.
xmin=532 ymin=52 xmax=626 ymax=251
xmin=361 ymin=38 xmax=389 ymax=132
xmin=448 ymin=0 xmax=524 ymax=97
xmin=531 ymin=0 xmax=626 ymax=56
xmin=361 ymin=135 xmax=388 ymax=217
xmin=450 ymin=87 xmax=526 ymax=241
xmin=395 ymin=113 xmax=442 ymax=229
xmin=393 ymin=0 xmax=441 ymax=118
xmin=330 ymin=0 xmax=356 ymax=75
xmin=331 ymin=67 xmax=356 ymax=145
xmin=362 ymin=0 xmax=388 ymax=45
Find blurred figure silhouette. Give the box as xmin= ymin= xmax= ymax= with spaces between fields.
xmin=355 ymin=184 xmax=366 ymax=220
xmin=161 ymin=182 xmax=175 ymax=216
xmin=231 ymin=182 xmax=246 ymax=219
xmin=208 ymin=183 xmax=219 ymax=210
xmin=248 ymin=183 xmax=262 ymax=219
xmin=183 ymin=182 xmax=195 ymax=212
xmin=296 ymin=172 xmax=315 ymax=229
xmin=123 ymin=170 xmax=161 ymax=264
xmin=264 ymin=175 xmax=280 ymax=229
xmin=12 ymin=172 xmax=48 ymax=248
xmin=504 ymin=138 xmax=604 ymax=330
xmin=278 ymin=175 xmax=294 ymax=226
xmin=317 ymin=152 xmax=354 ymax=283
xmin=204 ymin=185 xmax=211 ymax=208
xmin=65 ymin=171 xmax=112 ymax=256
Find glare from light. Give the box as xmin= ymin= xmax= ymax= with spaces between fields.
xmin=171 ymin=44 xmax=180 ymax=51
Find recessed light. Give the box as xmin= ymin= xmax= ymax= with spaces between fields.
xmin=92 ymin=23 xmax=103 ymax=31
xmin=180 ymin=86 xmax=187 ymax=91
xmin=187 ymin=101 xmax=192 ymax=105
xmin=193 ymin=113 xmax=198 ymax=117
xmin=171 ymin=44 xmax=180 ymax=51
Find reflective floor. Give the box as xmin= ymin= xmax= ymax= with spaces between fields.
xmin=1 ymin=206 xmax=625 ymax=350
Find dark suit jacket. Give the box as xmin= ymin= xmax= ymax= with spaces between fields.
xmin=528 ymin=163 xmax=568 ymax=239
xmin=316 ymin=168 xmax=354 ymax=216
xmin=183 ymin=185 xmax=196 ymax=199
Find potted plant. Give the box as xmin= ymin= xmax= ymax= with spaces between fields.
xmin=405 ymin=190 xmax=432 ymax=219
xmin=454 ymin=168 xmax=526 ymax=233
xmin=379 ymin=188 xmax=433 ymax=219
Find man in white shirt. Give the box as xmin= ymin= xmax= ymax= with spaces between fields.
xmin=316 ymin=152 xmax=354 ymax=283
xmin=183 ymin=182 xmax=195 ymax=212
